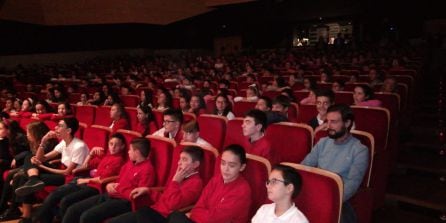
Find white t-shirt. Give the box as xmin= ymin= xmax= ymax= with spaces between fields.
xmin=251 ymin=203 xmax=309 ymax=223
xmin=196 ymin=137 xmax=212 ymax=147
xmin=54 ymin=137 xmax=89 ymax=167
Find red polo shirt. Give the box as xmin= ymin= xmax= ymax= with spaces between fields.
xmin=151 ymin=173 xmax=203 ymax=217
xmin=110 ymin=159 xmax=155 ymax=201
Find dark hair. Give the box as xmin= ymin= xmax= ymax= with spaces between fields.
xmin=58 ymin=102 xmax=73 ymax=115
xmin=327 ymin=104 xmax=354 ymax=130
xmin=160 ymin=88 xmax=173 ymax=109
xmin=304 ymin=77 xmax=318 ymax=90
xmin=130 ymin=137 xmax=151 ymax=158
xmin=182 ymin=120 xmax=200 ymax=133
xmin=218 ymin=79 xmax=230 ymax=88
xmin=190 ymin=95 xmax=206 ymax=116
xmin=163 ymin=108 xmax=184 ymax=124
xmin=63 ymin=117 xmax=79 ymax=136
xmin=281 ymin=88 xmax=296 ymax=102
xmin=272 ymin=164 xmax=303 ymax=198
xmin=107 ymin=92 xmax=122 ymax=105
xmin=109 ymin=133 xmax=127 ymax=150
xmin=35 ymin=100 xmax=53 ymax=113
xmin=92 ymin=91 xmax=106 ymax=105
xmin=316 ymin=89 xmax=335 ymax=103
xmin=182 ymin=145 xmax=204 ymax=162
xmin=245 ymin=109 xmax=268 ymax=132
xmin=140 ymin=89 xmax=154 ymax=107
xmin=137 ymin=104 xmax=154 ymax=136
xmin=272 ymin=95 xmax=291 ymax=108
xmin=214 ymin=93 xmax=232 ymax=116
xmin=112 ymin=103 xmax=129 ymax=121
xmin=356 ymin=84 xmax=375 ymax=100
xmin=275 ymin=77 xmax=287 ymax=88
xmin=223 ymin=144 xmax=247 ymax=164
xmin=258 ymin=96 xmax=272 ymax=109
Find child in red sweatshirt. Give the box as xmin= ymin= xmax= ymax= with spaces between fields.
xmin=168 ymin=144 xmax=252 ymax=223
xmin=108 ymin=145 xmax=205 ymax=223
xmin=62 ymin=137 xmax=155 ymax=223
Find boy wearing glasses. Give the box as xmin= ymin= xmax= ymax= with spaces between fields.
xmin=252 ymin=164 xmax=308 ymax=223
xmin=153 ymin=109 xmax=184 ymax=144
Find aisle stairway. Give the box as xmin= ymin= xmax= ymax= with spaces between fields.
xmin=374 ymin=66 xmax=446 ymax=222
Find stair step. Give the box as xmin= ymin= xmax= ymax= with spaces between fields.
xmin=386 ymin=174 xmax=446 ymax=212
xmin=397 ymin=146 xmax=446 ymax=174
xmin=373 ymin=201 xmax=444 ymax=223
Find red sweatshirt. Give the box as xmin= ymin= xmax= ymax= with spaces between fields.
xmin=151 ymin=173 xmax=203 ymax=217
xmin=87 ymin=154 xmax=126 ymax=191
xmin=244 ymin=136 xmax=273 ymax=162
xmin=110 ymin=159 xmax=155 ymax=201
xmin=111 ymin=118 xmax=130 ymax=133
xmin=190 ymin=175 xmax=252 ymax=223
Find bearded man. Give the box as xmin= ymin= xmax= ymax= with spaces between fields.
xmin=301 ymin=104 xmax=369 ymax=223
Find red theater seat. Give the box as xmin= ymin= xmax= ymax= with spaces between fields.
xmin=75 ymin=105 xmax=96 ymax=126
xmin=197 ymin=114 xmax=227 ymax=151
xmin=297 ymin=104 xmax=317 ymax=124
xmin=146 ymin=135 xmax=177 ymax=188
xmin=233 ymin=100 xmax=256 ymax=117
xmin=94 ymin=106 xmax=112 ymax=126
xmin=243 ymin=154 xmax=271 ymax=218
xmin=83 ymin=125 xmax=111 ymax=149
xmin=224 ymin=118 xmax=247 ymax=147
xmin=265 ymin=122 xmax=313 ymax=164
xmin=121 ymin=95 xmax=139 ymax=107
xmin=283 ymin=163 xmax=343 ymax=223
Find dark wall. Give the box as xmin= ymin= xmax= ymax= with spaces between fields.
xmin=0 ymin=0 xmax=444 ymax=55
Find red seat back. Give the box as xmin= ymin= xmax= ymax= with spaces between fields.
xmin=197 ymin=114 xmax=227 ymax=151
xmin=335 ymin=91 xmax=354 ymax=105
xmin=152 ymin=110 xmax=164 ymax=130
xmin=224 ymin=118 xmax=248 ymax=148
xmin=242 ymin=154 xmax=271 ymax=218
xmin=83 ymin=125 xmax=111 ymax=149
xmin=297 ymin=104 xmax=317 ymax=124
xmin=75 ymin=105 xmax=96 ymax=126
xmin=265 ymin=123 xmax=313 ymax=163
xmin=146 ymin=135 xmax=177 ymax=186
xmin=116 ymin=129 xmax=143 ymax=151
xmin=233 ymin=101 xmax=256 ymax=117
xmin=284 ymin=163 xmax=343 ymax=223
xmin=121 ymin=95 xmax=139 ymax=107
xmin=182 ymin=112 xmax=196 ymax=124
xmin=94 ymin=106 xmax=112 ymax=126
xmin=125 ymin=107 xmax=138 ymax=131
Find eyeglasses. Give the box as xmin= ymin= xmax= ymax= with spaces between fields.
xmin=266 ymin=178 xmax=288 ymax=186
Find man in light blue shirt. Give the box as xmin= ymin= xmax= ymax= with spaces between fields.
xmin=302 ymin=104 xmax=369 ymax=223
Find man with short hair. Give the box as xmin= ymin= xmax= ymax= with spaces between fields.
xmin=242 ymin=109 xmax=273 ymax=162
xmin=301 ymin=104 xmax=369 ymax=223
xmin=153 ymin=109 xmax=184 ymax=144
xmin=308 ymin=89 xmax=335 ymax=130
